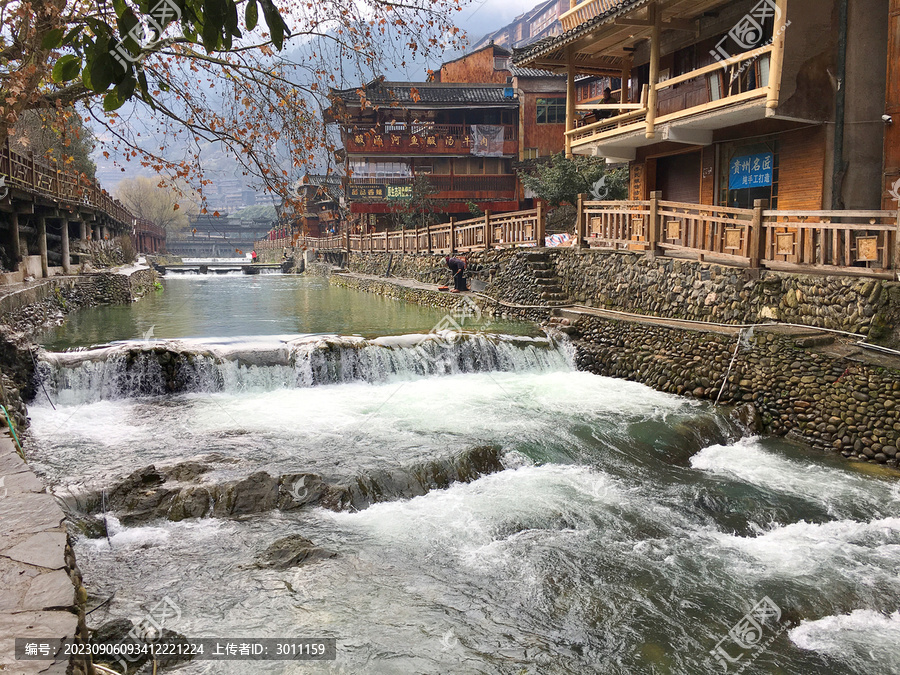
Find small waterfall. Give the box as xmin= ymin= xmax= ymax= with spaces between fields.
xmin=36 ymin=333 xmax=574 ymax=404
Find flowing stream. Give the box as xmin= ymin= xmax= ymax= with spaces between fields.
xmin=27 ymin=275 xmax=900 ymax=674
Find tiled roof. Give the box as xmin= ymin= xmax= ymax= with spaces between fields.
xmin=509 ymin=65 xmax=564 ymax=78
xmin=331 ymin=82 xmax=518 ymax=107
xmin=512 ymin=0 xmax=647 ymax=66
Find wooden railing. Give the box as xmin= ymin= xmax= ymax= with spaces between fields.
xmin=265 ymin=207 xmax=546 ymax=255
xmin=560 ymin=0 xmax=620 ymax=31
xmin=567 ymin=46 xmax=772 ymax=150
xmin=0 ymin=140 xmax=134 ymax=226
xmin=134 ymin=218 xmax=165 ymax=239
xmin=578 ymin=192 xmax=900 ymax=278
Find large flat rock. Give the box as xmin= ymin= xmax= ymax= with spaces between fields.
xmin=0 ymin=492 xmax=65 ymax=544
xmin=0 ymin=611 xmax=79 ymax=673
xmin=1 ymin=531 xmax=68 ymax=570
xmin=23 ymin=570 xmax=76 ymax=611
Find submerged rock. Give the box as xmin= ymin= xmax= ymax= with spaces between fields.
xmin=257 ymin=535 xmax=336 ymax=569
xmin=730 ymin=402 xmax=762 ymax=435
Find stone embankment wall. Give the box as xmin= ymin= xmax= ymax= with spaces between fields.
xmin=572 ymin=316 xmax=900 ymax=464
xmin=0 ymin=268 xmax=157 ymax=337
xmin=345 ymin=249 xmax=900 ymax=347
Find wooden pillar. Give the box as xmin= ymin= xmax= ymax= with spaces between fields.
xmin=37 ymin=215 xmax=48 ymax=278
xmin=79 ymin=219 xmax=87 ymax=241
xmin=484 ymin=210 xmax=491 ymax=251
xmin=645 ymin=3 xmax=661 ymax=139
xmin=400 ymin=226 xmax=406 ymax=253
xmin=9 ymin=212 xmax=21 ymax=271
xmin=426 ymin=223 xmax=432 ymax=254
xmin=536 ymin=201 xmax=545 ymax=247
xmin=575 ymin=193 xmax=585 ymax=249
xmin=449 ymin=217 xmax=456 ymax=253
xmin=565 ymin=48 xmax=576 ymax=159
xmin=749 ymin=199 xmax=769 ymax=268
xmin=647 ymin=190 xmax=662 ymax=257
xmin=61 ymin=219 xmax=71 ymax=275
xmin=621 ymin=59 xmax=632 ymax=105
xmin=766 ymin=0 xmax=788 ymax=109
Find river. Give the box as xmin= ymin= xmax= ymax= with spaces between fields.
xmin=27 ymin=274 xmax=900 ymax=674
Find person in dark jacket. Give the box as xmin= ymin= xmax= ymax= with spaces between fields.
xmin=445 ymin=255 xmax=467 ymax=292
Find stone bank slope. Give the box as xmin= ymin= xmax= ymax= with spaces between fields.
xmin=0 ymin=435 xmax=92 ymax=675
xmin=570 ymin=312 xmax=900 ymax=465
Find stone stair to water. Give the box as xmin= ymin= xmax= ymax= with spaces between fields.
xmin=525 ymin=252 xmax=569 ymax=306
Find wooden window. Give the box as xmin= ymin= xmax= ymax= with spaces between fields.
xmin=536 ymin=97 xmax=566 ymax=124
xmin=523 ymin=148 xmax=539 ymax=160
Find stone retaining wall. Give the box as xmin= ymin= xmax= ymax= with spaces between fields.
xmin=344 ymin=249 xmax=900 ymax=347
xmin=330 ymin=273 xmax=552 ymax=324
xmin=572 ymin=316 xmax=900 ymax=464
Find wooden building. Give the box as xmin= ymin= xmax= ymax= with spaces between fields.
xmin=514 ymin=0 xmax=896 ymax=211
xmin=326 ymin=48 xmax=568 ymax=228
xmin=472 ymin=0 xmax=572 ymax=51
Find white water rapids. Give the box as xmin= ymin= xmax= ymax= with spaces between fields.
xmin=28 ymin=331 xmax=900 ymax=674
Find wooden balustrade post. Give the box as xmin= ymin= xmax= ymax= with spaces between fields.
xmin=536 ymin=201 xmax=546 ymax=247
xmin=645 ymin=3 xmax=661 ymax=139
xmin=37 ymin=215 xmax=48 ymax=277
xmin=400 ymin=226 xmax=405 ymax=254
xmin=426 ymin=223 xmax=432 ymax=254
xmin=893 ymin=205 xmax=900 ymax=277
xmin=575 ymin=193 xmax=585 ymax=249
xmin=749 ymin=199 xmax=769 ymax=268
xmin=484 ymin=210 xmax=492 ymax=251
xmin=61 ymin=218 xmax=71 ymax=274
xmin=449 ymin=217 xmax=456 ymax=253
xmin=345 ymin=228 xmax=350 ymax=255
xmin=647 ymin=190 xmax=662 ymax=257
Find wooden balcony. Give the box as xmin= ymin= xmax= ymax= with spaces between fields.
xmin=568 ymin=45 xmax=774 ymax=158
xmin=344 ymin=124 xmax=518 ymax=156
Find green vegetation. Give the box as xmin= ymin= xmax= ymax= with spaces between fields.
xmin=232 ymin=204 xmax=278 ymax=221
xmin=518 ymin=153 xmax=629 ymax=207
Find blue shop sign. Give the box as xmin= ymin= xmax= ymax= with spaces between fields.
xmin=729 ymin=153 xmax=774 ymax=190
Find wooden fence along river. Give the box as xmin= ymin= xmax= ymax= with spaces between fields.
xmin=580 ymin=193 xmax=900 ymax=278
xmin=256 ymin=207 xmax=546 ymax=255
xmin=260 ymin=196 xmax=900 ymax=280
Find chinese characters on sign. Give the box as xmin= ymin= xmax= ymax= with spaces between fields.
xmin=729 ymin=153 xmax=774 ymax=190
xmin=348 ymin=185 xmax=386 ymax=200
